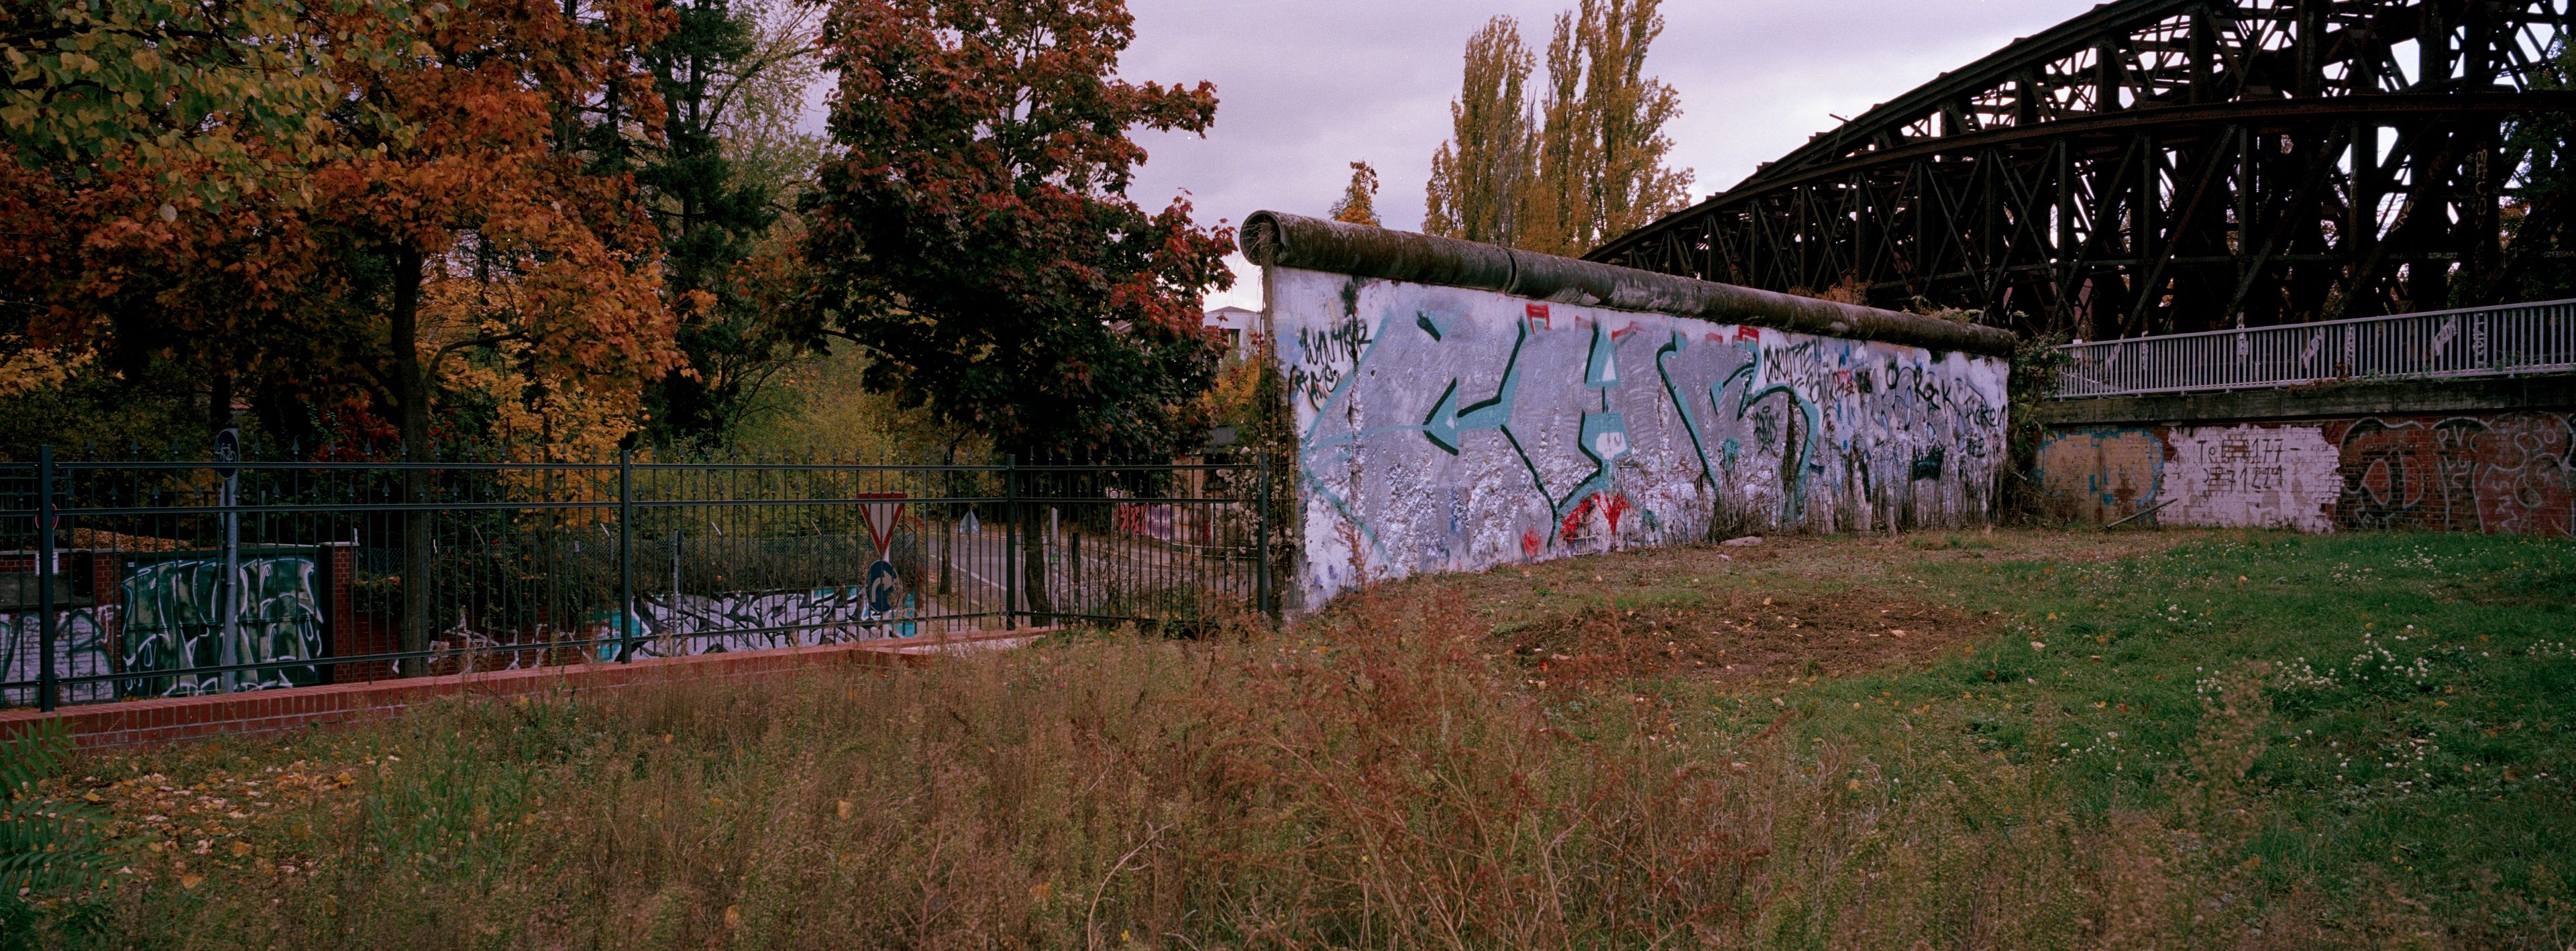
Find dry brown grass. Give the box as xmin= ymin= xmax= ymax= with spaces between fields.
xmin=31 ymin=528 xmax=2574 ymax=948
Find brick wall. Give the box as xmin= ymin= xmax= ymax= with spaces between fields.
xmin=0 ymin=629 xmax=1041 ymax=749
xmin=2037 ymin=410 xmax=2575 ymax=536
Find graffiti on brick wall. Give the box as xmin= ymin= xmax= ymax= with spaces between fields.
xmin=2159 ymin=425 xmax=2341 ymax=532
xmin=2036 ymin=412 xmax=2575 ymax=536
xmin=1273 ymin=268 xmax=2009 ymax=606
xmin=2331 ymin=412 xmax=2575 ymax=535
xmin=119 ymin=556 xmax=327 ymax=697
xmin=1 ymin=604 xmax=117 ymax=706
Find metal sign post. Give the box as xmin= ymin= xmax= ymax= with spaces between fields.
xmin=215 ymin=428 xmax=240 ymax=693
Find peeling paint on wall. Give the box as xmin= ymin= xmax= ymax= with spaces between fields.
xmin=2158 ymin=425 xmax=2341 ymax=531
xmin=1271 ymin=268 xmax=2010 ymax=607
xmin=2036 ymin=411 xmax=2575 ymax=536
xmin=2034 ymin=427 xmax=2164 ymax=524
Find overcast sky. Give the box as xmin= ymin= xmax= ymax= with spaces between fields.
xmin=1083 ymin=0 xmax=2102 ymax=310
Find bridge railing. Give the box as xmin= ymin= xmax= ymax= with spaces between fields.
xmin=2055 ymin=298 xmax=2576 ymax=398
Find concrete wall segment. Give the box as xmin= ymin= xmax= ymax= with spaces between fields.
xmin=1270 ymin=266 xmax=2008 ymax=608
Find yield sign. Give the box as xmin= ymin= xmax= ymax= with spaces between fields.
xmin=856 ymin=493 xmax=906 ymax=559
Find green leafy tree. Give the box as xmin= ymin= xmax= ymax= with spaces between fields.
xmin=607 ymin=0 xmax=805 ymax=444
xmin=1330 ymin=160 xmax=1381 ymax=226
xmin=1578 ymin=0 xmax=1691 ymax=245
xmin=800 ymin=0 xmax=1230 ymax=459
xmin=800 ymin=0 xmax=1231 ymax=616
xmin=0 ymin=0 xmax=419 ymax=199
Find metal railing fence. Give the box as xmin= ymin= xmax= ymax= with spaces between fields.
xmin=2055 ymin=298 xmax=2576 ymax=398
xmin=0 ymin=447 xmax=1274 ymax=712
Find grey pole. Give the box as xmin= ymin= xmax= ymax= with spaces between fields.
xmin=1255 ymin=451 xmax=1273 ymax=624
xmin=1002 ymin=454 xmax=1018 ymax=630
xmin=213 ymin=428 xmax=239 ymax=693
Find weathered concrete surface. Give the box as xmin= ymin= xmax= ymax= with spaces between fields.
xmin=2037 ymin=372 xmax=2576 ymax=536
xmin=1243 ymin=211 xmax=2019 ymax=357
xmin=1270 ymin=266 xmax=2008 ymax=608
xmin=2037 ymin=411 xmax=2575 ymax=536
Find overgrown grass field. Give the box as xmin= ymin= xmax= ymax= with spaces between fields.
xmin=7 ymin=529 xmax=2572 ymax=948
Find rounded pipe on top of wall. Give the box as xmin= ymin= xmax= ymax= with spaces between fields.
xmin=1240 ymin=210 xmax=2022 ymax=357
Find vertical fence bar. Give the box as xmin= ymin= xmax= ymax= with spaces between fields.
xmin=36 ymin=445 xmax=57 ymax=712
xmin=1255 ymin=452 xmax=1273 ymax=623
xmin=1002 ymin=454 xmax=1018 ymax=631
xmin=619 ymin=448 xmax=635 ymax=662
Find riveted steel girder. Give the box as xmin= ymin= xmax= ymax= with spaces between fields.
xmin=1587 ymin=0 xmax=2576 ymax=339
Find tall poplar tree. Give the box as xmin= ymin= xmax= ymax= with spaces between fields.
xmin=1578 ymin=0 xmax=1693 ymax=245
xmin=1422 ymin=0 xmax=1692 ymax=258
xmin=1424 ymin=17 xmax=1535 ymax=245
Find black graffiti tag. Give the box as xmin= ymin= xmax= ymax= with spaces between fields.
xmin=1289 ymin=313 xmax=1376 ymax=411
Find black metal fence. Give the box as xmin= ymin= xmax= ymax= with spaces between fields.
xmin=0 ymin=447 xmax=1274 ymax=711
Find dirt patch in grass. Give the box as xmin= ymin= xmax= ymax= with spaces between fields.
xmin=1344 ymin=530 xmax=2200 ymax=690
xmin=1495 ymin=588 xmax=1990 ymax=687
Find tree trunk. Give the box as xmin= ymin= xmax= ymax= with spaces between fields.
xmin=206 ymin=371 xmax=234 ymax=441
xmin=389 ymin=245 xmax=433 ymax=677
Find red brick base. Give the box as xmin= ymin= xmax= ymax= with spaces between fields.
xmin=0 ymin=630 xmax=1046 ymax=749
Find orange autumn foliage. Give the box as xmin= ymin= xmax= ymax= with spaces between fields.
xmin=1 ymin=0 xmax=686 ymax=457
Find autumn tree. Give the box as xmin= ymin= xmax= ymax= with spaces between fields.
xmin=5 ymin=0 xmax=688 ymax=669
xmin=0 ymin=0 xmax=419 ymax=200
xmin=1330 ymin=160 xmax=1381 ymax=226
xmin=0 ymin=0 xmax=428 ymax=452
xmin=1425 ymin=17 xmax=1534 ymax=245
xmin=1578 ymin=0 xmax=1691 ymax=245
xmin=800 ymin=0 xmax=1232 ymax=616
xmin=1423 ymin=0 xmax=1692 ymax=257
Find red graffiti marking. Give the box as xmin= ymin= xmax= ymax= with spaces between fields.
xmin=1733 ymin=325 xmax=1761 ymax=343
xmin=2330 ymin=413 xmax=2574 ymax=535
xmin=1521 ymin=528 xmax=1544 ymax=558
xmin=1524 ymin=302 xmax=1551 ymax=330
xmin=1561 ymin=501 xmax=1590 ymax=543
xmin=1559 ymin=492 xmax=1634 ymax=542
xmin=1610 ymin=321 xmax=1644 ymax=339
xmin=1832 ymin=370 xmax=1858 ymax=396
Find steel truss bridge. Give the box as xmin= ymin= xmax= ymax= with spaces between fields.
xmin=1586 ymin=0 xmax=2576 ymax=339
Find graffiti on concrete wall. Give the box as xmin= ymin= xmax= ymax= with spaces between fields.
xmin=404 ymin=583 xmax=920 ymax=675
xmin=2033 ymin=427 xmax=2165 ymax=524
xmin=2036 ymin=412 xmax=2574 ymax=536
xmin=621 ymin=585 xmax=918 ymax=659
xmin=119 ymin=555 xmax=327 ymax=697
xmin=1272 ymin=268 xmax=2010 ymax=606
xmin=1 ymin=604 xmax=117 ymax=706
